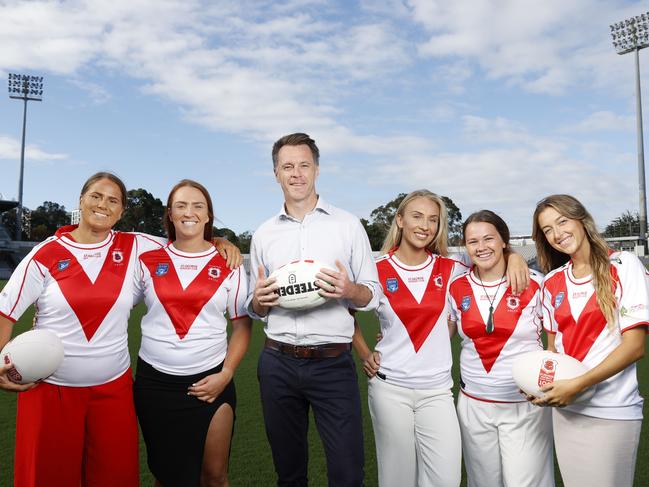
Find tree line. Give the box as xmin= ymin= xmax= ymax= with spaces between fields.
xmin=0 ymin=189 xmax=640 ymax=250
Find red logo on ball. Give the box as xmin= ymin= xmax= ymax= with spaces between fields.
xmin=537 ymin=359 xmax=557 ymax=388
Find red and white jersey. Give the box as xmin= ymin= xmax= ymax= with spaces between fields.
xmin=136 ymin=244 xmax=248 ymax=376
xmin=448 ymin=270 xmax=544 ymax=402
xmin=374 ymin=251 xmax=469 ymax=390
xmin=0 ymin=228 xmax=164 ymax=386
xmin=541 ymin=251 xmax=649 ymax=420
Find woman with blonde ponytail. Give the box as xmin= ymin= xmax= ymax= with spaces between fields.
xmin=532 ymin=194 xmax=648 ymax=487
xmin=353 ymin=190 xmax=529 ymax=486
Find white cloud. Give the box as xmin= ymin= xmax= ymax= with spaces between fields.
xmin=367 ymin=113 xmax=639 ymax=234
xmin=0 ymin=1 xmax=421 ymax=156
xmin=0 ymin=135 xmax=68 ymax=162
xmin=407 ymin=0 xmax=644 ymax=95
xmin=563 ymin=110 xmax=635 ymax=133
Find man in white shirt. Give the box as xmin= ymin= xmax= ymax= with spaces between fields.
xmin=247 ymin=133 xmax=380 ymax=487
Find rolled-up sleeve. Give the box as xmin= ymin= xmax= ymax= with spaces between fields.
xmin=348 ymin=219 xmax=381 ymax=312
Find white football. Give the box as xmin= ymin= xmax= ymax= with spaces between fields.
xmin=512 ymin=350 xmax=596 ymax=404
xmin=1 ymin=329 xmax=64 ymax=384
xmin=270 ymin=260 xmax=334 ymax=310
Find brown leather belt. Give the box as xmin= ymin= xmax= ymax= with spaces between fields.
xmin=265 ymin=338 xmax=351 ymax=359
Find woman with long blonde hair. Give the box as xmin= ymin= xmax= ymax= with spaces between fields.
xmin=532 ymin=194 xmax=648 ymax=487
xmin=353 ymin=190 xmax=529 ymax=486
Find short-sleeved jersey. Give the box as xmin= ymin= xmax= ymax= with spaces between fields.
xmin=0 ymin=229 xmax=164 ymax=386
xmin=136 ymin=244 xmax=248 ymax=376
xmin=448 ymin=270 xmax=544 ymax=402
xmin=541 ymin=251 xmax=649 ymax=420
xmin=374 ymin=251 xmax=469 ymax=390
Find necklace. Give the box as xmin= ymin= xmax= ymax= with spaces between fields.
xmin=475 ymin=269 xmax=506 ymax=334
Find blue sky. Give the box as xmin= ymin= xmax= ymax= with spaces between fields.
xmin=0 ymin=0 xmax=647 ymax=236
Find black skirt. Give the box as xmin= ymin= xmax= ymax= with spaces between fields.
xmin=133 ymin=357 xmax=237 ymax=487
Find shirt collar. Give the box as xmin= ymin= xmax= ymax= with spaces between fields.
xmin=277 ymin=195 xmax=331 ymax=222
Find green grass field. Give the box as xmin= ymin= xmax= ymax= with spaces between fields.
xmin=0 ymin=301 xmax=647 ymax=486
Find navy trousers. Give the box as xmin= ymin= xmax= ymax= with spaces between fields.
xmin=258 ymin=347 xmax=365 ymax=487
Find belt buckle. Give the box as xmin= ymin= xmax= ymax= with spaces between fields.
xmin=294 ymin=345 xmax=314 ymax=359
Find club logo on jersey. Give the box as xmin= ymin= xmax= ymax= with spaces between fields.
xmin=433 ymin=274 xmax=444 ymax=288
xmin=506 ymin=296 xmax=520 ymax=310
xmin=57 ymin=259 xmax=70 ymax=272
xmin=554 ymin=292 xmax=565 ymax=309
xmin=207 ymin=266 xmax=221 ymax=280
xmin=461 ymin=295 xmax=471 ymax=311
xmin=386 ymin=278 xmax=398 ymax=293
xmin=155 ymin=263 xmax=169 ymax=276
xmin=537 ymin=358 xmax=557 ymax=388
xmin=112 ymin=250 xmax=124 ymax=263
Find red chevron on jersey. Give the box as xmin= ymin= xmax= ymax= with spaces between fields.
xmin=451 ymin=278 xmax=537 ymax=373
xmin=377 ymin=256 xmax=455 ymax=352
xmin=545 ymin=267 xmax=619 ymax=362
xmin=33 ymin=233 xmax=135 ymax=341
xmin=141 ymin=249 xmax=231 ymax=339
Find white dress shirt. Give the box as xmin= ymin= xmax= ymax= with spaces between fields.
xmin=246 ymin=197 xmax=380 ymax=345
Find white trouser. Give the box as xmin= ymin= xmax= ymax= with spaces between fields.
xmin=368 ymin=377 xmax=461 ymax=487
xmin=457 ymin=392 xmax=554 ymax=487
xmin=553 ymin=408 xmax=642 ymax=487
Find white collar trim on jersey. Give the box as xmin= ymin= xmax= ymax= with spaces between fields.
xmin=468 ymin=269 xmax=507 ymax=288
xmin=58 ymin=230 xmax=115 ymax=250
xmin=167 ymin=243 xmax=217 ymax=258
xmin=388 ymin=251 xmax=433 ymax=271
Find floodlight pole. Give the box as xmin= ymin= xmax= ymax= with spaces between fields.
xmin=634 ymin=47 xmax=647 ymax=244
xmin=8 ymin=74 xmax=43 ymax=241
xmin=611 ymin=13 xmax=649 ymax=251
xmin=17 ymin=96 xmax=28 ymax=241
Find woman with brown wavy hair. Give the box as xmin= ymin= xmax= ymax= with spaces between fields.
xmin=532 ymin=194 xmax=648 ymax=487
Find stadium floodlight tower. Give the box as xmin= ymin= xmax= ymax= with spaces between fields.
xmin=7 ymin=73 xmax=44 ymax=241
xmin=610 ymin=13 xmax=649 ymax=252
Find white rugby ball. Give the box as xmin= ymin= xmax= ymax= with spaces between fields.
xmin=1 ymin=329 xmax=64 ymax=384
xmin=270 ymin=260 xmax=334 ymax=310
xmin=512 ymin=350 xmax=596 ymax=404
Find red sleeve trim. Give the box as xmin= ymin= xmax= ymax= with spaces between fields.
xmin=0 ymin=310 xmax=17 ymax=323
xmin=230 ymin=314 xmax=250 ymax=321
xmin=544 ymin=329 xmax=557 ymax=335
xmin=7 ymin=257 xmax=37 ymax=318
xmin=621 ymin=322 xmax=649 ymax=334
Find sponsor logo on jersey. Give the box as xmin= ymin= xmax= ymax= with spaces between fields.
xmin=433 ymin=275 xmax=444 ymax=288
xmin=155 ymin=263 xmax=169 ymax=276
xmin=554 ymin=292 xmax=564 ymax=308
xmin=112 ymin=250 xmax=124 ymax=263
xmin=180 ymin=264 xmax=198 ymax=270
xmin=572 ymin=291 xmax=587 ymax=299
xmin=537 ymin=358 xmax=557 ymax=388
xmin=386 ymin=278 xmax=398 ymax=293
xmin=610 ymin=257 xmax=622 ymax=264
xmin=506 ymin=296 xmax=520 ymax=310
xmin=57 ymin=259 xmax=70 ymax=272
xmin=461 ymin=295 xmax=471 ymax=311
xmin=207 ymin=266 xmax=221 ymax=279
xmin=407 ymin=276 xmax=425 ymax=283
xmin=83 ymin=252 xmax=102 ymax=260
xmin=628 ymin=303 xmax=646 ymax=314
